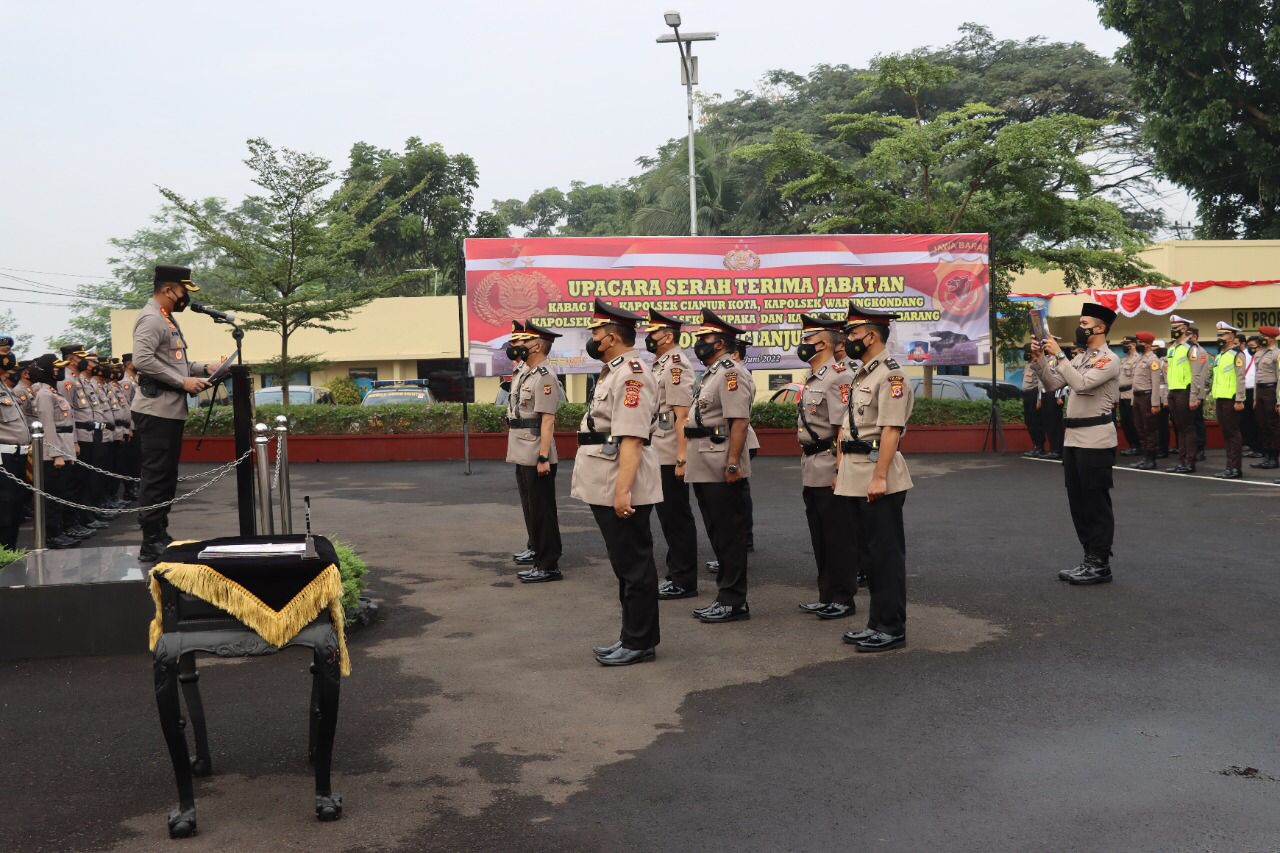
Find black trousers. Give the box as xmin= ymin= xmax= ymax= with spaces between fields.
xmin=77 ymin=437 xmax=107 ymax=509
xmin=693 ymin=480 xmax=749 ymax=606
xmin=123 ymin=434 xmax=141 ymax=496
xmin=1241 ymin=388 xmax=1259 ymax=449
xmin=514 ymin=463 xmax=561 ymax=571
xmin=1168 ymin=389 xmax=1195 ymax=466
xmin=849 ymin=491 xmax=907 ymax=636
xmin=1156 ymin=406 xmax=1170 ymax=455
xmin=743 ymin=447 xmax=757 ymax=547
xmin=1216 ymin=399 xmax=1243 ymax=470
xmin=591 ymin=503 xmax=660 ymax=650
xmin=1023 ymin=390 xmax=1045 ymax=450
xmin=655 ymin=464 xmax=698 ymax=588
xmin=1041 ymin=398 xmax=1065 ymax=454
xmin=1133 ymin=391 xmax=1157 ymax=455
xmin=0 ymin=451 xmax=26 ymax=550
xmin=135 ymin=413 xmax=186 ymax=534
xmin=803 ymin=486 xmax=856 ymax=606
xmin=1062 ymin=446 xmax=1115 ymax=560
xmin=1258 ymin=386 xmax=1279 ymax=451
xmin=1194 ymin=404 xmax=1206 ymax=452
xmin=42 ymin=461 xmax=69 ymax=537
xmin=1118 ymin=398 xmax=1139 ymax=448
xmin=514 ymin=464 xmax=534 ymax=550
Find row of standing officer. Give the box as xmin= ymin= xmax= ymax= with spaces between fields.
xmin=0 ymin=340 xmax=141 ymax=551
xmin=501 ymin=299 xmax=915 ymax=666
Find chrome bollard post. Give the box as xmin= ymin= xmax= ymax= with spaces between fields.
xmin=274 ymin=415 xmax=293 ymax=534
xmin=30 ymin=421 xmax=46 ymax=550
xmin=254 ymin=423 xmax=274 ymax=536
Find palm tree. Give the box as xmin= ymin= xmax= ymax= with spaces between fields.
xmin=632 ymin=136 xmax=742 ymax=235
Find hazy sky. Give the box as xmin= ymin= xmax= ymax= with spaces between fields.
xmin=0 ymin=0 xmax=1136 ymax=348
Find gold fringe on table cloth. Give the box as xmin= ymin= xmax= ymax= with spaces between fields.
xmin=147 ymin=562 xmax=351 ymax=676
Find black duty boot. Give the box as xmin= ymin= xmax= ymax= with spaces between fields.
xmin=1250 ymin=453 xmax=1279 ymax=470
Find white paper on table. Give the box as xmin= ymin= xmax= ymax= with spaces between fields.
xmin=197 ymin=542 xmax=308 ymax=559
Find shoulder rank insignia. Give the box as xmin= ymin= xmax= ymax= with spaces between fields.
xmin=884 ymin=358 xmax=901 ymax=370
xmin=629 ymin=359 xmax=644 ymax=374
xmin=671 ymin=353 xmax=681 ymax=363
xmin=623 ymin=379 xmax=642 ymax=408
xmin=609 ymin=356 xmax=625 ymax=367
xmin=833 ymin=362 xmax=847 ymax=373
xmin=537 ymin=365 xmax=549 ymax=375
xmin=720 ymin=357 xmax=735 ymax=369
xmin=725 ymin=370 xmax=739 ymax=391
xmin=816 ymin=365 xmax=828 ymax=378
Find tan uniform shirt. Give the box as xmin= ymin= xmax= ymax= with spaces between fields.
xmin=1157 ymin=356 xmax=1168 ymax=399
xmin=1256 ymin=347 xmax=1279 ymax=385
xmin=1188 ymin=342 xmax=1210 ymax=403
xmin=650 ymin=350 xmax=693 ymax=465
xmin=736 ymin=364 xmax=759 ymax=451
xmin=131 ymin=298 xmax=208 ymax=420
xmin=570 ymin=350 xmax=661 ymax=506
xmin=1132 ymin=351 xmax=1165 ymax=405
xmin=60 ymin=374 xmax=95 ymax=443
xmin=84 ymin=377 xmax=112 ymax=440
xmin=1119 ymin=351 xmax=1137 ymax=401
xmin=505 ymin=361 xmax=562 ymax=465
xmin=14 ymin=382 xmax=35 ymax=420
xmin=834 ymin=354 xmax=914 ymax=498
xmin=685 ymin=356 xmax=754 ymax=483
xmin=120 ymin=376 xmax=138 ymax=405
xmin=796 ymin=356 xmax=852 ymax=487
xmin=1021 ymin=364 xmax=1042 ymax=393
xmin=34 ymin=383 xmax=75 ymax=461
xmin=1033 ymin=348 xmax=1121 ymax=449
xmin=0 ymin=380 xmax=32 ymax=445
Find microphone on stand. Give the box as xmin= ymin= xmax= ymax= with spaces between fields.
xmin=191 ymin=303 xmax=236 ymax=324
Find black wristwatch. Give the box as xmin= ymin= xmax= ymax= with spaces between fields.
xmin=537 ymin=454 xmax=549 ymax=464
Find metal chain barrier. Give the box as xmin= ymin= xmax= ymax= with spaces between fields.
xmin=68 ymin=448 xmax=266 ymax=483
xmin=271 ymin=438 xmax=283 ymax=491
xmin=0 ymin=446 xmax=255 ymax=516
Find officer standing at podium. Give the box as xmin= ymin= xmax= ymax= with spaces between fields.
xmin=132 ymin=265 xmax=221 ymax=562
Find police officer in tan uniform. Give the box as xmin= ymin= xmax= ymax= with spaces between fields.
xmin=1030 ymin=302 xmax=1121 ymax=585
xmin=1117 ymin=336 xmax=1141 ymax=456
xmin=794 ymin=314 xmax=858 ymax=620
xmin=29 ymin=354 xmax=80 ymax=548
xmin=58 ymin=345 xmax=108 ymax=531
xmin=644 ymin=308 xmax=699 ymax=600
xmin=505 ymin=320 xmax=565 ymax=583
xmin=834 ymin=306 xmax=914 ymax=651
xmin=686 ymin=309 xmax=754 ymax=623
xmin=1127 ymin=331 xmax=1163 ymax=470
xmin=1252 ymin=326 xmax=1280 ymax=470
xmin=0 ymin=353 xmax=33 ymax=550
xmin=132 ymin=265 xmax=221 ymax=562
xmin=119 ymin=354 xmax=141 ymax=502
xmin=574 ymin=300 xmax=663 ymax=666
xmin=501 ymin=322 xmax=538 ymax=565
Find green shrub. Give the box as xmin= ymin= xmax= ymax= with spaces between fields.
xmin=331 ymin=539 xmax=368 ymax=626
xmin=0 ymin=546 xmax=25 ymax=569
xmin=327 ymin=377 xmax=363 ymax=405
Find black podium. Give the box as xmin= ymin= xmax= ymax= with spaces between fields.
xmin=149 ymin=535 xmax=349 ymax=838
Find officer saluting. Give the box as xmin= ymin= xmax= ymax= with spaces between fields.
xmin=835 ymin=306 xmax=914 ymax=651
xmin=572 ymin=300 xmax=663 ymax=666
xmin=132 ymin=265 xmax=222 ymax=562
xmin=794 ymin=314 xmax=858 ymax=620
xmin=1029 ymin=302 xmax=1121 ymax=585
xmin=686 ymin=309 xmax=754 ymax=624
xmin=505 ymin=320 xmax=565 ymax=583
xmin=644 ymin=308 xmax=700 ymax=600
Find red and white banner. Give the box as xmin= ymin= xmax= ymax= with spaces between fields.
xmin=1086 ymin=280 xmax=1280 ymax=318
xmin=465 ymin=234 xmax=990 ymax=376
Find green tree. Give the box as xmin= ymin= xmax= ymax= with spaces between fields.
xmin=736 ymin=54 xmax=1164 ymax=348
xmin=632 ymin=136 xmax=743 ymax=235
xmin=1097 ymin=1 xmax=1280 ymax=237
xmin=0 ymin=309 xmax=34 ymax=354
xmin=160 ymin=137 xmax=430 ymax=405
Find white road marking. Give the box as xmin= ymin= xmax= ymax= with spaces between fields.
xmin=1021 ymin=455 xmax=1280 ymax=487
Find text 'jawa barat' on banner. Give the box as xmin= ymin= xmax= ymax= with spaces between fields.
xmin=464 ymin=234 xmax=990 ymax=376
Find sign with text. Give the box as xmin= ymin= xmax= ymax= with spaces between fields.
xmin=464 ymin=234 xmax=990 ymax=376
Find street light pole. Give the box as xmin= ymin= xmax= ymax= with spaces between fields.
xmin=658 ymin=13 xmax=717 ymax=237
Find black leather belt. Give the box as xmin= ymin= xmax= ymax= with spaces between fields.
xmin=1063 ymin=414 xmax=1114 ymax=428
xmin=1259 ymin=382 xmax=1277 ymax=388
xmin=683 ymin=426 xmax=710 ymax=438
xmin=56 ymin=425 xmax=73 ymax=433
xmin=75 ymin=420 xmax=95 ymax=430
xmin=840 ymin=439 xmax=880 ymax=454
xmin=801 ymin=438 xmax=834 ymax=456
xmin=577 ymin=432 xmax=649 ymax=446
xmin=1119 ymin=385 xmax=1132 ymax=391
xmin=507 ymin=417 xmax=540 ymax=429
xmin=1133 ymin=389 xmax=1152 ymax=396
xmin=684 ymin=425 xmax=728 ymax=444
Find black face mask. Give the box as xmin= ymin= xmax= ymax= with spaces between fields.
xmin=1137 ymin=344 xmax=1147 ymax=354
xmin=844 ymin=337 xmax=867 ymax=360
xmin=1217 ymin=337 xmax=1230 ymax=348
xmin=585 ymin=337 xmax=608 ymax=361
xmin=796 ymin=342 xmax=819 ymax=363
xmin=171 ymin=289 xmax=190 ymax=312
xmin=1074 ymin=326 xmax=1095 ymax=348
xmin=1171 ymin=329 xmax=1183 ymax=339
xmin=1156 ymin=347 xmax=1167 ymax=358
xmin=505 ymin=344 xmax=527 ymax=362
xmin=644 ymin=336 xmax=660 ymax=354
xmin=693 ymin=341 xmax=718 ymax=363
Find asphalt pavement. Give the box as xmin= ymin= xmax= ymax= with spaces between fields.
xmin=2 ymin=450 xmax=1278 ymax=853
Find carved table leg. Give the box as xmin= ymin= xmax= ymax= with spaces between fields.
xmin=154 ymin=636 xmax=197 ymax=838
xmin=178 ymin=652 xmax=212 ymax=777
xmin=312 ymin=629 xmax=342 ymax=821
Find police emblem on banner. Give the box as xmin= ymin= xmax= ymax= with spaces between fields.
xmin=722 ymin=243 xmax=761 ymax=271
xmin=472 ymin=269 xmax=559 ymax=326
